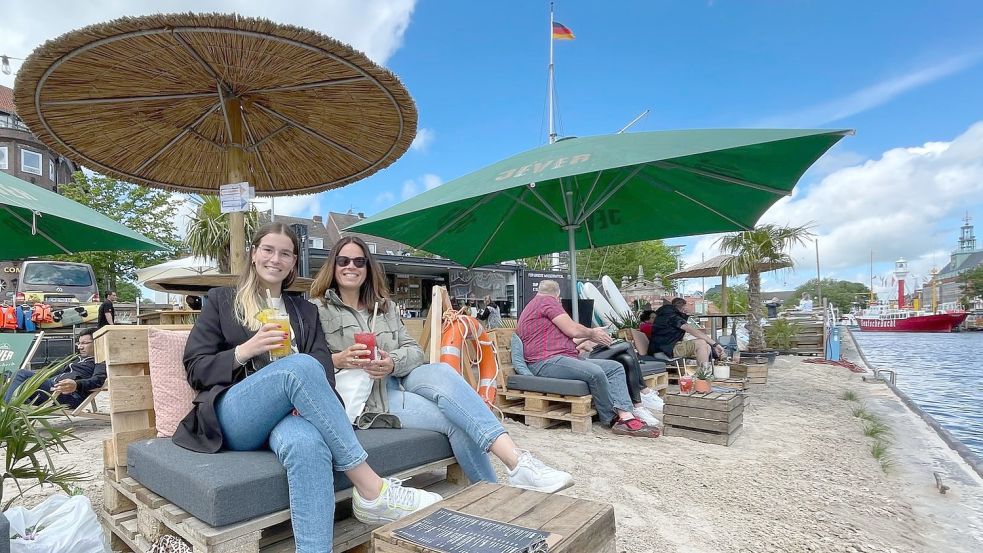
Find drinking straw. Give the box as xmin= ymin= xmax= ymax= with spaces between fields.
xmin=266 ymin=288 xmax=274 ymax=310
xmin=370 ymin=301 xmax=380 ymax=333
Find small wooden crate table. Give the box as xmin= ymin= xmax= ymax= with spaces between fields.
xmin=372 ymin=482 xmax=616 ymax=553
xmin=663 ymin=391 xmax=745 ymax=446
xmin=728 ymin=362 xmax=768 ymax=385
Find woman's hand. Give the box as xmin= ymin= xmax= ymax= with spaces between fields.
xmin=239 ymin=323 xmax=289 ymax=359
xmin=363 ymin=349 xmax=395 ymax=380
xmin=332 ymin=343 xmax=371 ymax=369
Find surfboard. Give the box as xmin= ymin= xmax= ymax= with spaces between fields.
xmin=601 ymin=275 xmax=632 ymax=322
xmin=38 ymin=303 xmax=100 ymax=329
xmin=582 ymin=282 xmax=617 ymax=327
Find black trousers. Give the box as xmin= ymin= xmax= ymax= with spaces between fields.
xmin=589 ymin=342 xmax=645 ymax=404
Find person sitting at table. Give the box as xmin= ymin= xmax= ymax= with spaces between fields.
xmin=310 ymin=236 xmax=574 ymax=493
xmin=798 ymin=293 xmax=814 ymax=312
xmin=517 ymin=280 xmax=659 ymax=438
xmin=648 ymin=297 xmax=725 ymax=366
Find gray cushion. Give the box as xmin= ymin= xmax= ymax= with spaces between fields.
xmin=510 ymin=334 xmax=533 ymax=375
xmin=128 ymin=428 xmax=452 ymax=527
xmin=639 ymin=360 xmax=667 ymax=376
xmin=507 ymin=374 xmax=590 ymax=396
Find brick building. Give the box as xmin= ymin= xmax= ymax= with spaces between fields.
xmin=0 ymin=84 xmax=77 ymax=191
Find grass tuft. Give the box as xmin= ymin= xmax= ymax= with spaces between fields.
xmin=852 ymin=404 xmax=868 ymax=418
xmin=862 ymin=419 xmax=891 ymax=441
xmin=870 ymin=440 xmax=893 ymax=472
xmin=840 ymin=390 xmax=859 ymax=402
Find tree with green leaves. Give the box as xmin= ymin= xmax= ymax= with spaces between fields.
xmin=705 ymin=284 xmax=749 ymax=314
xmin=522 ymin=240 xmax=677 ymax=289
xmin=785 ymin=278 xmax=871 ymax=313
xmin=114 ymin=281 xmax=143 ymax=303
xmin=185 ymin=196 xmax=260 ymax=273
xmin=56 ymin=172 xmax=182 ymax=292
xmin=957 ymin=265 xmax=983 ymax=308
xmin=717 ymin=224 xmax=813 ymax=351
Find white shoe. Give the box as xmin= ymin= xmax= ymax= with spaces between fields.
xmin=640 ymin=389 xmax=664 ymax=413
xmin=507 ymin=450 xmax=574 ymax=493
xmin=353 ymin=477 xmax=442 ymax=524
xmin=633 ymin=406 xmax=662 ymax=427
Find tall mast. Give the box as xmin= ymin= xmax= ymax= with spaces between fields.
xmin=548 ymin=2 xmax=556 ymax=144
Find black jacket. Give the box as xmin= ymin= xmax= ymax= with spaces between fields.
xmin=172 ymin=287 xmax=338 ymax=453
xmin=55 ymin=356 xmax=106 ymax=394
xmin=648 ymin=304 xmax=689 ymax=356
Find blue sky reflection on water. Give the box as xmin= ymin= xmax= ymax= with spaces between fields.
xmin=851 ymin=331 xmax=983 ymax=459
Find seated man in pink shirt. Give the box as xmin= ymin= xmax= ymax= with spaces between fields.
xmin=516 ymin=280 xmax=659 ymax=438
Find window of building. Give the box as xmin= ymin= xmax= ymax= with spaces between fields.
xmin=310 ymin=237 xmax=323 ymax=249
xmin=0 ymin=146 xmax=7 ymax=170
xmin=49 ymin=160 xmax=55 ymax=181
xmin=367 ymin=242 xmax=377 ymax=254
xmin=21 ymin=149 xmax=43 ymax=175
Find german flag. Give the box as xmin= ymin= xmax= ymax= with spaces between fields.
xmin=552 ymin=21 xmax=575 ymax=40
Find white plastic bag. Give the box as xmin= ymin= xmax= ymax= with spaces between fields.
xmin=5 ymin=493 xmax=109 ymax=553
xmin=335 ymin=368 xmax=374 ymax=423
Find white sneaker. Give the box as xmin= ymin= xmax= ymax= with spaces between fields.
xmin=633 ymin=406 xmax=662 ymax=427
xmin=353 ymin=477 xmax=442 ymax=524
xmin=507 ymin=450 xmax=574 ymax=493
xmin=640 ymin=389 xmax=664 ymax=413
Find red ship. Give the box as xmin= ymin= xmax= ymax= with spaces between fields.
xmin=857 ymin=258 xmax=969 ymax=333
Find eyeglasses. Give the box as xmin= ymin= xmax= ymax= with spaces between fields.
xmin=257 ymin=245 xmax=296 ymax=261
xmin=77 ymin=340 xmax=93 ymax=346
xmin=335 ymin=256 xmax=368 ymax=268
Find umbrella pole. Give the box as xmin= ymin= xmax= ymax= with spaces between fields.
xmin=567 ymin=225 xmax=579 ymax=324
xmin=721 ymin=274 xmax=728 ymax=314
xmin=226 ymin=97 xmax=248 ymax=275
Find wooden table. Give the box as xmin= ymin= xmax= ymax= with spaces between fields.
xmin=137 ymin=309 xmax=199 ymax=325
xmin=372 ymin=482 xmax=616 ymax=553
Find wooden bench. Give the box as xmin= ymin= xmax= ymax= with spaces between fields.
xmin=94 ymin=325 xmax=465 ymax=553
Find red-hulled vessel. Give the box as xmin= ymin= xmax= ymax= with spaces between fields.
xmin=857 ymin=258 xmax=969 ymax=332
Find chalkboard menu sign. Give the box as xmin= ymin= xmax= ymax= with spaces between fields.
xmin=392 ymin=508 xmax=551 ymax=553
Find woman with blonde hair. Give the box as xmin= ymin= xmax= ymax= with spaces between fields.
xmin=175 ymin=224 xmax=439 ymax=553
xmin=310 ymin=236 xmax=573 ymax=493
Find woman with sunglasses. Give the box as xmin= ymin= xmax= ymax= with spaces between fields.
xmin=310 ymin=236 xmax=574 ymax=493
xmin=175 ymin=224 xmax=439 ymax=553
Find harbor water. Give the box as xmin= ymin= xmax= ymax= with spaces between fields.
xmin=850 ymin=330 xmax=983 ymax=460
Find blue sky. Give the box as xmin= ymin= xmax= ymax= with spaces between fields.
xmin=3 ymin=1 xmax=983 ymax=298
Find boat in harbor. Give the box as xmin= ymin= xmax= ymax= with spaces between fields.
xmin=857 ymin=258 xmax=969 ymax=332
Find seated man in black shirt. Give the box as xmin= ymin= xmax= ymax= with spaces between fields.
xmin=648 ymin=297 xmax=725 ymax=365
xmin=2 ymin=328 xmax=106 ymax=409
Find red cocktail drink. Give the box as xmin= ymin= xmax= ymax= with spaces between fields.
xmin=679 ymin=376 xmax=694 ymax=394
xmin=353 ymin=332 xmax=377 ymax=360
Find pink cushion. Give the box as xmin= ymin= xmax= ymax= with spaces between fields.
xmin=147 ymin=329 xmax=196 ymax=438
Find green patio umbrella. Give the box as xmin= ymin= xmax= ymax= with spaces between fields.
xmin=0 ymin=171 xmax=164 ymax=258
xmin=350 ymin=128 xmax=849 ymax=319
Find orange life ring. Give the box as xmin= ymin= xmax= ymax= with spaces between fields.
xmin=439 ymin=312 xmax=498 ymax=409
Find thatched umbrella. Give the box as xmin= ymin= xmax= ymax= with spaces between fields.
xmin=667 ymin=254 xmax=790 ymax=313
xmin=14 ymin=13 xmax=416 ymax=273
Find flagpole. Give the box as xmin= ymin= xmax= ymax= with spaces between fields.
xmin=548 ymin=1 xmax=556 ymax=145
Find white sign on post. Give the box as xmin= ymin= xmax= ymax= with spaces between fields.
xmin=220 ymin=182 xmax=252 ymax=213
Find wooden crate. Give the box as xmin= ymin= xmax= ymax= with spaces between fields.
xmin=373 ymin=482 xmax=616 ymax=553
xmin=728 ymin=362 xmax=768 ymax=385
xmin=711 ymin=377 xmax=749 ymax=391
xmin=643 ymin=371 xmax=669 ymax=397
xmin=663 ymin=391 xmax=744 ymax=446
xmin=495 ymin=389 xmax=596 ymax=433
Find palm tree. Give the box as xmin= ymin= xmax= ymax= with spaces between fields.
xmin=717 ymin=224 xmax=813 ymax=351
xmin=185 ymin=196 xmax=260 ymax=273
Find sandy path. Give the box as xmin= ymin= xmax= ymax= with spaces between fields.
xmin=5 ymin=343 xmax=982 ymax=552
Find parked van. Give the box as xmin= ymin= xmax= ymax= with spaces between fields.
xmin=4 ymin=260 xmax=99 ymax=305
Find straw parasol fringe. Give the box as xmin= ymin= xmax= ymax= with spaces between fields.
xmin=14 ymin=12 xmax=417 ymax=196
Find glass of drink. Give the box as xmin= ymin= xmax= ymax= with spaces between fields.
xmin=353 ymin=332 xmax=377 ymax=361
xmin=268 ymin=314 xmax=292 ymax=358
xmin=679 ymin=376 xmax=694 ymax=394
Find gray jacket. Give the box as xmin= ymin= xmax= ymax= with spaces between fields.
xmin=311 ymin=290 xmax=425 ymax=429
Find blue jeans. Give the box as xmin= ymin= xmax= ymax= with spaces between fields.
xmin=216 ymin=354 xmax=367 ymax=553
xmin=528 ymin=356 xmax=632 ymax=424
xmin=388 ymin=362 xmax=506 ymax=483
xmin=2 ymin=369 xmax=85 ymax=409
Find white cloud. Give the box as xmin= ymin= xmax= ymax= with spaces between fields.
xmin=376 ymin=191 xmax=395 ymax=203
xmin=399 ymin=173 xmax=442 ymax=200
xmin=756 ymin=52 xmax=983 ymax=127
xmin=401 ymin=180 xmax=417 ymax=200
xmin=0 ymin=0 xmax=416 ymax=88
xmin=421 ymin=173 xmax=442 ymax=190
xmin=410 ymin=128 xmax=435 ymax=152
xmin=260 ymin=194 xmax=322 ymax=219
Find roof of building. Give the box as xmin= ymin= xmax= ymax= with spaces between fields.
xmin=0 ymin=85 xmax=15 ymax=115
xmin=258 ymin=213 xmax=332 ymax=243
xmin=939 ymin=250 xmax=983 ymax=277
xmin=325 ymin=211 xmax=411 ymax=254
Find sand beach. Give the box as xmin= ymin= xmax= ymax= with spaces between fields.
xmin=6 ymin=337 xmax=983 ymax=552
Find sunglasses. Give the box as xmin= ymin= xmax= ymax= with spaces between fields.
xmin=335 ymin=256 xmax=368 ymax=268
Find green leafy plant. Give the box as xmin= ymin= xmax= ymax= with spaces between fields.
xmin=840 ymin=390 xmax=859 ymax=401
xmin=1 ymin=357 xmax=90 ymax=510
xmin=764 ymin=319 xmax=801 ymax=352
xmin=609 ymin=309 xmax=640 ymax=331
xmin=693 ymin=363 xmax=715 ymax=381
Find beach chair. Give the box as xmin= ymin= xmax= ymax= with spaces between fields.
xmin=67 ymin=385 xmax=109 ymax=421
xmin=624 ymin=328 xmax=686 ymax=383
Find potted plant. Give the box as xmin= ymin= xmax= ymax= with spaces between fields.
xmin=1 ymin=357 xmax=89 ymax=514
xmin=764 ymin=318 xmax=801 ymax=354
xmin=717 ymin=223 xmax=813 ymax=367
xmin=693 ymin=363 xmax=715 ymax=393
